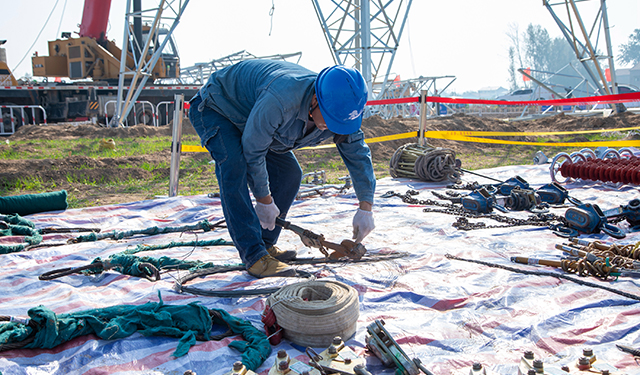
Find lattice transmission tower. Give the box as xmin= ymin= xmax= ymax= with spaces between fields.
xmin=543 ymin=0 xmax=625 ymax=111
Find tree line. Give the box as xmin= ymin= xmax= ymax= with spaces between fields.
xmin=507 ymin=24 xmax=640 ymax=94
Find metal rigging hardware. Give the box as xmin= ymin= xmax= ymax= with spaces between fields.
xmin=364 ymin=320 xmax=434 ymax=375
xmin=275 ymin=218 xmax=366 ymax=260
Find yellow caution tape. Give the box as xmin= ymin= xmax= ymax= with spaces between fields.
xmin=181 ymin=144 xmax=208 ymax=152
xmin=181 ymin=125 xmax=640 ymax=152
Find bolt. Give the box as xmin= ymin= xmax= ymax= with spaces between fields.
xmin=278 ymin=360 xmax=289 ymax=371
xmin=232 ymin=362 xmax=244 ymax=371
xmin=333 ymin=336 xmax=342 ymax=345
xmin=277 ymin=349 xmax=287 ymax=359
xmin=578 ymin=357 xmax=590 ymax=365
xmin=527 ymin=370 xmax=536 ymax=375
xmin=577 ymin=356 xmax=591 ymax=370
xmin=561 ymin=365 xmax=570 ymax=372
xmin=602 ymin=370 xmax=610 ymax=375
xmin=472 ymin=363 xmax=482 ymax=370
xmin=582 ymin=348 xmax=593 ymax=357
xmin=524 ymin=350 xmax=534 ymax=360
xmin=533 ymin=359 xmax=544 ymax=370
xmin=328 ymin=346 xmax=337 ymax=355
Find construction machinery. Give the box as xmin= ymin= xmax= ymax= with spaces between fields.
xmin=0 ymin=0 xmax=198 ymax=132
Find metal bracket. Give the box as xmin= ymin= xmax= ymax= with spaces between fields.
xmin=364 ymin=320 xmax=434 ymax=375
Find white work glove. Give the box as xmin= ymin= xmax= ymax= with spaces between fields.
xmin=352 ymin=209 xmax=375 ymax=243
xmin=255 ymin=200 xmax=280 ymax=231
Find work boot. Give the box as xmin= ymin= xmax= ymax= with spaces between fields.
xmin=266 ymin=245 xmax=297 ymax=262
xmin=247 ymin=255 xmax=296 ymax=278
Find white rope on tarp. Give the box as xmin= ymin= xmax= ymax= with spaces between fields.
xmin=266 ymin=280 xmax=359 ymax=348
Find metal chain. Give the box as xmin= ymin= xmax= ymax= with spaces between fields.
xmin=383 ymin=190 xmax=453 ymax=208
xmin=384 ymin=190 xmax=567 ymax=230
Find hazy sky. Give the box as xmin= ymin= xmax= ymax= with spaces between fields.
xmin=2 ymin=0 xmax=638 ymax=93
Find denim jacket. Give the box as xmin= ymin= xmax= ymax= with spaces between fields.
xmin=195 ymin=60 xmax=376 ymax=203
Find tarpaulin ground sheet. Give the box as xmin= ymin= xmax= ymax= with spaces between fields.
xmin=1 ymin=164 xmax=639 ymax=375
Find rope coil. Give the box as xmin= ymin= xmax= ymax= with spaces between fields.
xmin=389 ymin=143 xmax=460 ymax=183
xmin=267 ymin=280 xmax=359 ymax=347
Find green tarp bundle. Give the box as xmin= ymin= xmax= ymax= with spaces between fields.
xmin=0 ymin=293 xmax=271 ymax=370
xmin=0 ymin=190 xmax=68 ymax=216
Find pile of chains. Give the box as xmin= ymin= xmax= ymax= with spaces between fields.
xmin=383 ymin=190 xmax=567 ymax=231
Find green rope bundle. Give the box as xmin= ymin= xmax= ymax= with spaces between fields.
xmin=86 ymin=253 xmax=227 ymax=277
xmin=73 ymin=220 xmax=219 ymax=243
xmin=125 ymin=238 xmax=232 ymax=254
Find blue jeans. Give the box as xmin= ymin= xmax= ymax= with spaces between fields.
xmin=189 ymin=96 xmax=302 ymax=268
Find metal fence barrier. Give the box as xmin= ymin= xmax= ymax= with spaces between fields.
xmin=104 ymin=100 xmax=156 ymax=127
xmin=1 ymin=105 xmax=47 ymax=135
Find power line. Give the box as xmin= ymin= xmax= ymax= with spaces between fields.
xmin=55 ymin=0 xmax=68 ymax=39
xmin=12 ymin=0 xmax=60 ymax=76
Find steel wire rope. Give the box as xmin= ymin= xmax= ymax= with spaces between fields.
xmin=173 ymin=253 xmax=409 ymax=297
xmin=55 ymin=0 xmax=67 ymax=40
xmin=445 ymin=254 xmax=640 ymax=301
xmin=11 ymin=0 xmax=60 ymax=74
xmin=0 ymin=315 xmax=38 ymax=351
xmin=389 ymin=143 xmax=459 ymax=182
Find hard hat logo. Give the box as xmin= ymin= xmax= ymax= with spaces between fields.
xmin=348 ymin=109 xmax=361 ymax=121
xmin=315 ymin=65 xmax=368 ymax=135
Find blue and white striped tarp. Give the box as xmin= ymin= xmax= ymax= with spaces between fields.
xmin=1 ymin=163 xmax=639 ymax=374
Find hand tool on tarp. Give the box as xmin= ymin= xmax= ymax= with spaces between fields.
xmin=275 ymin=217 xmax=366 ymax=260
xmin=431 ymin=187 xmax=508 ymax=214
xmin=602 ymin=198 xmax=640 ymax=229
xmin=511 ymin=256 xmax=640 ymax=278
xmin=448 ymin=173 xmax=583 ymax=206
xmin=551 ymin=203 xmax=626 ymax=239
xmin=364 ymin=320 xmax=434 ymax=375
xmin=305 ymin=347 xmax=372 ymax=375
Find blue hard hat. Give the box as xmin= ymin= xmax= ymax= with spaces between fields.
xmin=315 ymin=65 xmax=368 ymax=135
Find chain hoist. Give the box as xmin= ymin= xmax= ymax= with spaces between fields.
xmin=383 ymin=190 xmax=567 ymax=231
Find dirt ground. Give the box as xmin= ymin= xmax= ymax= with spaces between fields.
xmin=1 ymin=111 xmax=639 ymax=207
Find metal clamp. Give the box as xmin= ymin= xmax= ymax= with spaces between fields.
xmin=365 ymin=320 xmax=434 ymax=375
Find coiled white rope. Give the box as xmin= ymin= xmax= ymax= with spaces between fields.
xmin=266 ymin=280 xmax=359 ymax=347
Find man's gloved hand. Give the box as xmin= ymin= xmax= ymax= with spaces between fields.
xmin=255 ymin=200 xmax=280 ymax=231
xmin=352 ymin=208 xmax=374 ymax=243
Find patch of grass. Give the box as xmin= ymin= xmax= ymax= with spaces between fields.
xmin=1 ymin=136 xmax=204 ymax=160
xmin=3 ymin=125 xmax=632 ymax=209
xmin=12 ymin=176 xmax=46 ymax=191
